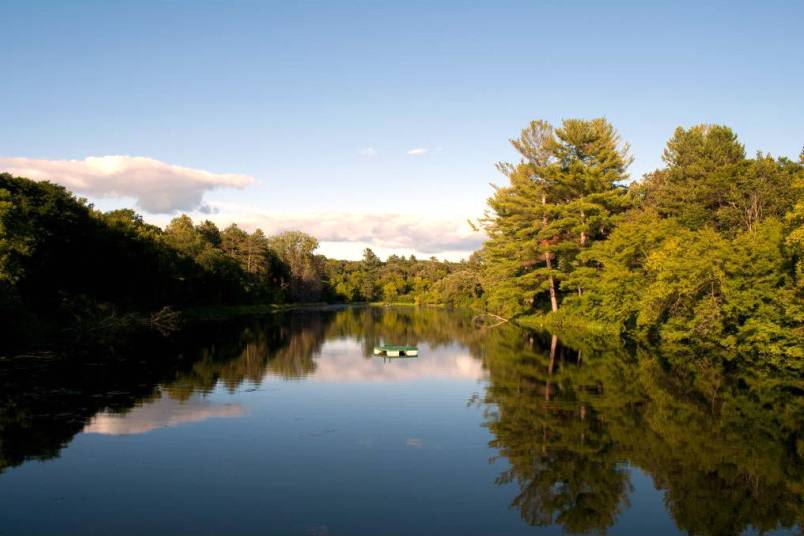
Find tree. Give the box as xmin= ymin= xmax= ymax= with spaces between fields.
xmin=268 ymin=231 xmax=323 ymax=301
xmin=637 ymin=125 xmax=798 ymax=234
xmin=358 ymin=248 xmax=382 ymax=301
xmin=480 ymin=118 xmax=631 ymax=316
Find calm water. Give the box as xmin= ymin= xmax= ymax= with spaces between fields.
xmin=0 ymin=307 xmax=800 ymax=535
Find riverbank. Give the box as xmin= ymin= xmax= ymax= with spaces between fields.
xmin=181 ymin=301 xmax=452 ymax=322
xmin=513 ymin=312 xmax=618 ymax=335
xmin=180 ymin=302 xmax=352 ymax=322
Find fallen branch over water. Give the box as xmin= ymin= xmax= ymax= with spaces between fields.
xmin=149 ymin=307 xmax=182 ymax=336
xmin=472 ymin=313 xmax=509 ymax=329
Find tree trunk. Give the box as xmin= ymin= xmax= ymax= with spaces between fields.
xmin=545 ymin=255 xmax=559 ymax=312
xmin=579 ymin=208 xmax=587 ymax=247
xmin=577 ymin=208 xmax=586 ymax=297
xmin=542 ymin=194 xmax=559 ymax=312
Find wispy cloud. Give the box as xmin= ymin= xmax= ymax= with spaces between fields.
xmin=359 ymin=147 xmax=377 ymax=157
xmin=407 ymin=147 xmax=429 ymax=156
xmin=200 ymin=203 xmax=484 ymax=255
xmin=0 ymin=155 xmax=254 ymax=214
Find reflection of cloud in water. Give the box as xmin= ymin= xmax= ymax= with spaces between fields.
xmin=83 ymin=394 xmax=244 ymax=435
xmin=308 ymin=339 xmax=485 ymax=383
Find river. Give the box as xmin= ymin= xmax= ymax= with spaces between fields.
xmin=0 ymin=307 xmax=799 ymax=535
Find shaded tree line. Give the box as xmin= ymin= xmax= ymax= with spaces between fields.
xmin=0 ymin=174 xmax=461 ymax=351
xmin=0 ymin=174 xmax=326 ymax=348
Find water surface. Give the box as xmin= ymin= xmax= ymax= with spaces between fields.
xmin=0 ymin=307 xmax=799 ymax=535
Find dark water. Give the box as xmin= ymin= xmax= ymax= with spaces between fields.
xmin=0 ymin=307 xmax=800 ymax=535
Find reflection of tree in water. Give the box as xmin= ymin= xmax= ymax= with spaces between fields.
xmin=264 ymin=313 xmax=329 ymax=379
xmin=482 ymin=328 xmax=632 ymax=534
xmin=165 ymin=307 xmax=486 ymax=397
xmin=0 ymin=307 xmax=800 ymax=536
xmin=0 ymin=336 xmax=187 ymax=475
xmin=324 ymin=306 xmax=483 ymax=357
xmin=623 ymin=354 xmax=802 ymax=536
xmin=164 ymin=312 xmax=331 ymax=400
xmin=480 ymin=326 xmax=802 ymax=535
xmin=0 ymin=307 xmax=468 ymax=474
xmin=0 ymin=313 xmax=327 ymax=475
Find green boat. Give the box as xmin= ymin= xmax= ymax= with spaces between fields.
xmin=373 ymin=344 xmax=418 ymax=357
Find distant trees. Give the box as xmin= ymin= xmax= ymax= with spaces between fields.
xmin=267 ymin=231 xmax=324 ymax=302
xmin=358 ymin=248 xmax=382 ymax=301
xmin=322 ymin=250 xmax=469 ymax=305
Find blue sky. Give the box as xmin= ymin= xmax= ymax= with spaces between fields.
xmin=2 ymin=0 xmax=802 ymax=259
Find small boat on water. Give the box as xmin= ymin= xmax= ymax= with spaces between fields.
xmin=373 ymin=344 xmax=418 ymax=357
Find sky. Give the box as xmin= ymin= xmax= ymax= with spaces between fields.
xmin=1 ymin=0 xmax=802 ymax=260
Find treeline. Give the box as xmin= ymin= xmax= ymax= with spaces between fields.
xmin=323 ymin=248 xmax=481 ymax=305
xmin=472 ymin=120 xmax=802 ymax=368
xmin=0 ymin=173 xmax=461 ymax=349
xmin=3 ymin=119 xmax=802 ymax=363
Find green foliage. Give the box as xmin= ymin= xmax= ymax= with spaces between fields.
xmin=0 ymin=305 xmax=798 ymax=535
xmin=266 ymin=231 xmax=324 ymax=302
xmin=0 ymin=174 xmax=322 ymax=349
xmin=564 ymin=211 xmax=682 ymax=329
xmin=423 ymin=268 xmax=483 ymax=308
xmin=478 ymin=120 xmax=803 ymax=369
xmin=3 ymin=117 xmax=802 ymax=371
xmin=322 ymin=251 xmax=474 ymax=306
xmin=480 ymin=327 xmax=801 ymax=536
xmin=640 ymin=124 xmax=746 ymax=230
xmin=479 ymin=118 xmax=632 ymax=315
xmin=639 ymin=125 xmax=798 ymax=234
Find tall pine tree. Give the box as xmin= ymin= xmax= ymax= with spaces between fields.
xmin=480 ymin=118 xmax=631 ymax=316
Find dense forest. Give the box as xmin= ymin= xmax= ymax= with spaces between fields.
xmin=1 ymin=120 xmax=802 ymax=366
xmin=0 ymin=174 xmax=465 ymax=349
xmin=473 ymin=120 xmax=802 ymax=371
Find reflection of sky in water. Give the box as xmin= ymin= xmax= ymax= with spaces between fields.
xmin=2 ymin=311 xmax=795 ymax=536
xmin=80 ymin=338 xmax=483 ymax=438
xmin=306 ymin=339 xmax=485 ymax=383
xmin=83 ymin=394 xmax=244 ymax=435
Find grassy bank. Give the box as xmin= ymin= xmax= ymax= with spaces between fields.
xmin=514 ymin=312 xmax=618 ymax=335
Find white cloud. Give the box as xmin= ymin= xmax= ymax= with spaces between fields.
xmin=201 ymin=203 xmax=484 ymax=256
xmin=359 ymin=147 xmax=377 ymax=157
xmin=0 ymin=155 xmax=254 ymax=214
xmin=407 ymin=147 xmax=428 ymax=156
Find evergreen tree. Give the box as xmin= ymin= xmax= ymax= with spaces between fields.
xmin=480 ymin=118 xmax=631 ymax=316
